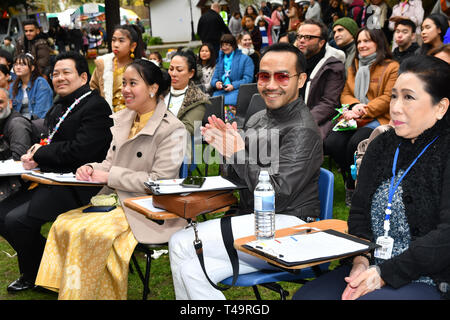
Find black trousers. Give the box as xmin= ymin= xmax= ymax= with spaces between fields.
xmin=0 ymin=184 xmax=100 ymax=282
xmin=324 ymin=126 xmax=374 ymax=189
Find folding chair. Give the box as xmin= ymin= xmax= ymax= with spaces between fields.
xmin=243 ymin=93 xmax=266 ymax=128
xmin=130 ymin=159 xmax=191 ymax=300
xmin=220 ymin=168 xmax=334 ymax=300
xmin=202 ymin=95 xmax=224 ymax=126
xmin=201 ymin=95 xmax=224 ymax=176
xmin=235 ymin=83 xmax=258 ymax=129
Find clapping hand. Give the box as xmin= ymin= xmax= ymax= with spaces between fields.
xmin=201 ymin=115 xmax=245 ymax=158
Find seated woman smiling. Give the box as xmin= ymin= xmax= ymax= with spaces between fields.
xmin=35 ymin=59 xmax=187 ymax=300
xmin=294 ymin=55 xmax=450 ymax=300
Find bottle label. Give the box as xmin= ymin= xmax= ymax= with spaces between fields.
xmin=254 ymin=191 xmax=274 ymax=211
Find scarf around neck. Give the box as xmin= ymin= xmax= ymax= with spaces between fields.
xmin=222 ymin=50 xmax=235 ymax=86
xmin=355 ymin=53 xmax=377 ymax=104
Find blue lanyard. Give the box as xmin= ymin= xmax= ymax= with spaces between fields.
xmin=383 ymin=136 xmax=439 ymax=235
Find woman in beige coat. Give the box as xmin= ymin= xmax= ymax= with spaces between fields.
xmin=35 ymin=59 xmax=188 ymax=300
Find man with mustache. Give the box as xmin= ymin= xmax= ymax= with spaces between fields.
xmin=0 ymin=51 xmax=113 ymax=293
xmin=0 ymin=88 xmax=33 ymax=203
xmin=169 ymin=43 xmax=323 ymax=300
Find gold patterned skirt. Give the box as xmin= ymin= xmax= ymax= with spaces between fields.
xmin=35 ymin=206 xmax=138 ymax=300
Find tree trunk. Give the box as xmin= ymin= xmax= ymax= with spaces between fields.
xmin=105 ymin=0 xmax=121 ymax=52
xmin=228 ymin=0 xmax=240 ymax=14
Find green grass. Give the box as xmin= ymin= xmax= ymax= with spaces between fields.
xmin=0 ymin=158 xmax=349 ymax=300
xmin=2 ymin=53 xmax=350 ymax=300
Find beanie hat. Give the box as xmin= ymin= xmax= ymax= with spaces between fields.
xmin=333 ymin=17 xmax=359 ymax=39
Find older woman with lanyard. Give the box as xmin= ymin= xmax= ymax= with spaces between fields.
xmin=294 ymin=55 xmax=450 ymax=300
xmin=35 ymin=59 xmax=187 ymax=299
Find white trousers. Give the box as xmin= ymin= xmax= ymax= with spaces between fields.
xmin=169 ymin=214 xmax=304 ymax=300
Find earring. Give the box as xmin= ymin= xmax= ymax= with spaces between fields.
xmin=130 ymin=50 xmax=135 ymax=59
xmin=150 ymin=92 xmax=155 ymax=98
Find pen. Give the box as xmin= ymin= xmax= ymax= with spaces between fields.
xmin=147 ymin=179 xmax=181 ymax=186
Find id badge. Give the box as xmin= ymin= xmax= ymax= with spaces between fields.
xmin=374 ymin=236 xmax=394 ymax=260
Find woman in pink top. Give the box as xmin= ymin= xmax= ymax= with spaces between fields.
xmin=271 ymin=4 xmax=283 ymax=43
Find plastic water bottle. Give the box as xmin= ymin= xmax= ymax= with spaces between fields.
xmin=254 ymin=170 xmax=275 ymax=240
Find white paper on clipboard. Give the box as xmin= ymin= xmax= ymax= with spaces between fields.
xmin=147 ymin=176 xmax=240 ymax=195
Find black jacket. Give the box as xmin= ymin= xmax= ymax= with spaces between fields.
xmin=0 ymin=110 xmax=32 ymax=161
xmin=197 ymin=9 xmax=230 ymax=45
xmin=0 ymin=111 xmax=33 ymax=201
xmin=349 ymin=120 xmax=450 ymax=296
xmin=224 ymin=98 xmax=323 ymax=219
xmin=33 ymin=85 xmax=113 ymax=173
xmin=18 ymin=85 xmax=113 ymax=221
xmin=393 ymin=42 xmax=420 ymax=65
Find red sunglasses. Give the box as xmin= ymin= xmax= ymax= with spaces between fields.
xmin=256 ymin=71 xmax=299 ymax=85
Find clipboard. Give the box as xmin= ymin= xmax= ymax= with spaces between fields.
xmin=145 ymin=176 xmax=246 ymax=195
xmin=0 ymin=159 xmax=38 ymax=176
xmin=21 ymin=172 xmax=105 ymax=186
xmin=243 ymin=229 xmax=379 ymax=267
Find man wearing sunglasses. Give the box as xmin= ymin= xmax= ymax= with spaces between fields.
xmin=295 ymin=19 xmax=346 ymax=140
xmin=169 ymin=43 xmax=323 ymax=300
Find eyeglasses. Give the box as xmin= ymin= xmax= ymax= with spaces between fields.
xmin=256 ymin=71 xmax=299 ymax=85
xmin=51 ymin=70 xmax=75 ymax=80
xmin=296 ymin=34 xmax=322 ymax=41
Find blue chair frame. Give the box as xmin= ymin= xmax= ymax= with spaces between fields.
xmin=220 ymin=168 xmax=334 ymax=299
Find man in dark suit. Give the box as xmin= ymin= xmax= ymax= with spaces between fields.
xmin=0 ymin=51 xmax=113 ymax=292
xmin=197 ymin=2 xmax=231 ymax=56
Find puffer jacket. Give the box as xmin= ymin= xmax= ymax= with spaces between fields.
xmin=223 ymin=97 xmax=323 ymax=219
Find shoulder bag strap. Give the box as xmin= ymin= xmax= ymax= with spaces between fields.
xmin=193 ymin=215 xmax=239 ymax=291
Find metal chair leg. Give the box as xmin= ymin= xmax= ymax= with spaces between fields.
xmin=142 ymin=251 xmax=152 ymax=300
xmin=252 ymin=285 xmax=262 ymax=300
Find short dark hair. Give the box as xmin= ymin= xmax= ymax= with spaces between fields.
xmin=301 ymin=19 xmax=328 ymax=41
xmin=220 ymin=34 xmax=238 ymax=50
xmin=22 ymin=19 xmax=39 ymax=28
xmin=261 ymin=42 xmax=307 ymax=74
xmin=399 ymin=55 xmax=450 ymax=124
xmin=127 ymin=58 xmax=168 ymax=96
xmin=54 ymin=51 xmax=90 ymax=81
xmin=395 ymin=19 xmax=416 ymax=33
xmin=400 ymin=55 xmax=450 ymax=103
xmin=0 ymin=49 xmax=13 ymax=67
xmin=0 ymin=64 xmax=9 ymax=77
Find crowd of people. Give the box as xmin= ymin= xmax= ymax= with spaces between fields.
xmin=0 ymin=0 xmax=449 ymax=301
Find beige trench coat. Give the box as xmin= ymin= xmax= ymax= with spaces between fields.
xmin=88 ymin=100 xmax=188 ymax=243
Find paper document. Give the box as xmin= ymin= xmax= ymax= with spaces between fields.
xmin=244 ymin=229 xmax=374 ymax=266
xmin=0 ymin=159 xmax=37 ymax=176
xmin=147 ymin=176 xmax=240 ymax=195
xmin=28 ymin=172 xmax=104 ymax=185
xmin=130 ymin=197 xmax=166 ymax=213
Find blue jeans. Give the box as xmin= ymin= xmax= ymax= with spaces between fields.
xmin=292 ymin=264 xmax=443 ymax=300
